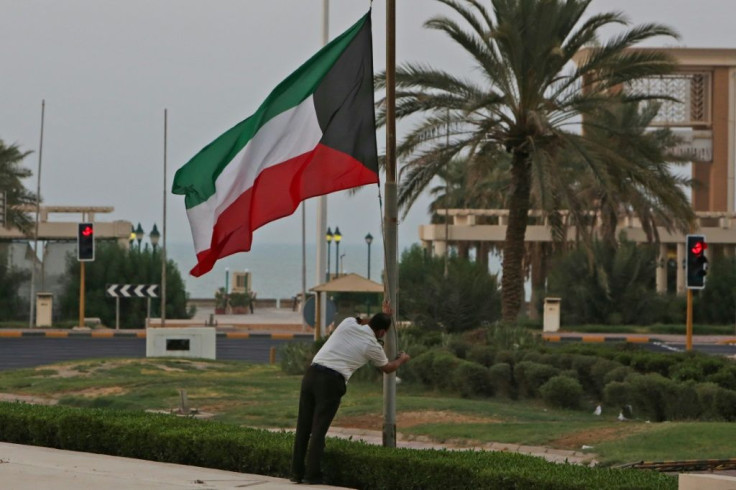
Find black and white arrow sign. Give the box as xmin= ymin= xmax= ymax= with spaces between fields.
xmin=106 ymin=284 xmax=159 ymax=298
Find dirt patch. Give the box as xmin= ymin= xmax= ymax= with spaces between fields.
xmin=36 ymin=365 xmax=89 ymax=378
xmin=337 ymin=410 xmax=501 ymax=430
xmin=62 ymin=386 xmax=127 ymax=398
xmin=0 ymin=393 xmax=57 ymax=405
xmin=549 ymin=424 xmax=648 ymax=450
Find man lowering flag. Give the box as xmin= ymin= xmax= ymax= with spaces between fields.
xmin=173 ymin=11 xmax=378 ymax=277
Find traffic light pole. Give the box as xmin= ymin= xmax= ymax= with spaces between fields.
xmin=686 ymin=289 xmax=693 ymax=351
xmin=78 ymin=262 xmax=85 ymax=328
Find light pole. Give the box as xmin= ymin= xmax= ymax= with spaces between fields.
xmin=365 ymin=232 xmax=373 ymax=315
xmin=325 ymin=227 xmax=333 ymax=281
xmin=135 ymin=223 xmax=145 ymax=250
xmin=150 ymin=223 xmax=161 ymax=251
xmin=129 ymin=225 xmax=136 ymax=248
xmin=365 ymin=232 xmax=373 ymax=279
xmin=333 ymin=227 xmax=342 ymax=278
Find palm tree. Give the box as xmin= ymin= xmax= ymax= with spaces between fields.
xmin=565 ymin=100 xmax=695 ymax=245
xmin=376 ymin=0 xmax=682 ymax=322
xmin=0 ymin=140 xmax=36 ymax=232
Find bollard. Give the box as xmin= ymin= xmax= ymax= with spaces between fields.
xmin=179 ymin=389 xmax=190 ymax=415
xmin=269 ymin=346 xmax=276 ymax=365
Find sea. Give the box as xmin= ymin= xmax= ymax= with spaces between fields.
xmin=166 ymin=241 xmax=386 ymax=300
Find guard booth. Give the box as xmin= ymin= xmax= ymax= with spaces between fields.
xmin=231 ymin=271 xmax=252 ymax=294
xmin=35 ymin=292 xmax=53 ymax=327
xmin=543 ymin=297 xmax=562 ymax=333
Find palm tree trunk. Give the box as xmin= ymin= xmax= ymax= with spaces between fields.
xmin=502 ymin=152 xmax=532 ymax=322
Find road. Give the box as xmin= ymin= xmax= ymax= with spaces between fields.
xmin=0 ymin=337 xmax=312 ymax=371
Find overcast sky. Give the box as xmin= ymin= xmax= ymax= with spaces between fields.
xmin=2 ymin=0 xmax=735 ymax=255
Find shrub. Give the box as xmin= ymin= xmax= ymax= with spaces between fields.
xmin=603 ymin=366 xmax=633 ymax=386
xmin=603 ymin=381 xmax=631 ymax=414
xmin=452 ymin=361 xmax=493 ymax=398
xmin=707 ymin=365 xmax=736 ymax=391
xmin=667 ymin=382 xmax=701 ymax=420
xmin=714 ymin=388 xmax=736 ymax=421
xmin=540 ymin=376 xmax=584 ymax=409
xmin=404 ymin=349 xmax=461 ymax=390
xmin=488 ymin=363 xmax=515 ymax=398
xmin=626 ymin=373 xmax=680 ymax=422
xmin=278 ymin=342 xmax=315 ymax=375
xmin=570 ymin=355 xmax=599 ymax=394
xmin=514 ymin=361 xmax=560 ymax=398
xmin=589 ymin=359 xmax=623 ymax=395
xmin=668 ymin=362 xmax=704 ymax=383
xmin=629 ymin=353 xmax=677 ymax=377
xmin=447 ymin=339 xmax=472 ymax=359
xmin=466 ymin=345 xmax=495 ymax=367
xmin=494 ymin=349 xmax=518 ymax=366
xmin=695 ymin=382 xmax=721 ymax=420
xmin=0 ymin=402 xmax=677 ymax=490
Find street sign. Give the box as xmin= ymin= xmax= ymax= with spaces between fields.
xmin=106 ymin=284 xmax=159 ymax=298
xmin=302 ymin=295 xmax=337 ymax=327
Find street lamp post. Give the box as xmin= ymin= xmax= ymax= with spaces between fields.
xmin=135 ymin=223 xmax=145 ymax=250
xmin=365 ymin=232 xmax=373 ymax=280
xmin=333 ymin=227 xmax=342 ymax=278
xmin=325 ymin=227 xmax=333 ymax=282
xmin=150 ymin=223 xmax=161 ymax=251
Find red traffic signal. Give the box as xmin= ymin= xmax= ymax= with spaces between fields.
xmin=77 ymin=222 xmax=95 ymax=261
xmin=686 ymin=234 xmax=708 ymax=289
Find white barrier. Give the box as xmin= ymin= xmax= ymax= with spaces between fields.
xmin=145 ymin=327 xmax=216 ymax=360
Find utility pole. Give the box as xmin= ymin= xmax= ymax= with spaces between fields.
xmin=383 ymin=0 xmax=398 ymax=448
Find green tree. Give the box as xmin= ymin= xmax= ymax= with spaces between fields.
xmin=399 ymin=244 xmax=501 ymax=332
xmin=59 ymin=242 xmax=191 ymax=328
xmin=0 ymin=140 xmax=38 ymax=232
xmin=695 ymin=256 xmax=736 ymax=325
xmin=546 ymin=238 xmax=663 ymax=325
xmin=377 ymin=0 xmax=680 ymax=322
xmin=0 ymin=247 xmax=30 ymax=321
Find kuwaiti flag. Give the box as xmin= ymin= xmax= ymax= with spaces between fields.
xmin=173 ymin=12 xmax=378 ymax=277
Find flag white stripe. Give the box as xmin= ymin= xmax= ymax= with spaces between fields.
xmin=186 ymin=96 xmax=322 ymax=253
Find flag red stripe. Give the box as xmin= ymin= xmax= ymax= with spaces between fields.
xmin=190 ymin=143 xmax=378 ymax=276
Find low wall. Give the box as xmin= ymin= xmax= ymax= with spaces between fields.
xmin=188 ymin=297 xmax=300 ymax=310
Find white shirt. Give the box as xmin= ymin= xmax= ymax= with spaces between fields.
xmin=311 ymin=317 xmax=389 ymax=381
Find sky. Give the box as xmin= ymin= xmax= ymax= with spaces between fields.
xmin=2 ymin=0 xmax=735 ymax=257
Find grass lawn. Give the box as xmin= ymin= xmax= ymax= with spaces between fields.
xmin=0 ymin=357 xmax=733 ymax=466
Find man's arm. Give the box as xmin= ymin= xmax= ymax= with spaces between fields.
xmin=379 ymin=352 xmax=410 ymax=374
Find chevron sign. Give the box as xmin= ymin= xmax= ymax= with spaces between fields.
xmin=106 ymin=284 xmax=159 ymax=298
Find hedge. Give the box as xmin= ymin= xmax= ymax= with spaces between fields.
xmin=0 ymin=402 xmax=676 ymax=489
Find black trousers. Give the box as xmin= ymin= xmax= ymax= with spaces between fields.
xmin=291 ymin=364 xmax=346 ymax=482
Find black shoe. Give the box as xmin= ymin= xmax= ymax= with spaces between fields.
xmin=289 ymin=476 xmax=303 ymax=484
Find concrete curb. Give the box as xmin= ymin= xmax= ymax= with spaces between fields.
xmin=0 ymin=330 xmax=314 ymax=340
xmin=543 ymin=334 xmax=653 ymax=343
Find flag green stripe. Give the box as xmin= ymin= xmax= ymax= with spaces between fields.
xmin=172 ymin=13 xmax=370 ymax=209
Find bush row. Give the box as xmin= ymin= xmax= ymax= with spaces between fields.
xmin=399 ymin=347 xmax=736 ymax=421
xmin=0 ymin=402 xmax=676 ymax=489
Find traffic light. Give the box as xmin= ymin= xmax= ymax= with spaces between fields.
xmin=686 ymin=234 xmax=708 ymax=289
xmin=77 ymin=222 xmax=95 ymax=261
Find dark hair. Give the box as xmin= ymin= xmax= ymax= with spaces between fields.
xmin=368 ymin=312 xmax=392 ymax=332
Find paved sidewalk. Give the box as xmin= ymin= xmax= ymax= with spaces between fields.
xmin=0 ymin=442 xmax=350 ymax=490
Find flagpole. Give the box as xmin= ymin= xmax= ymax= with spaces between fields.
xmin=382 ymin=0 xmax=398 ymax=448
xmin=315 ymin=0 xmax=330 ymax=339
xmin=162 ymin=108 xmax=168 ymax=327
xmin=29 ymin=99 xmax=45 ymax=328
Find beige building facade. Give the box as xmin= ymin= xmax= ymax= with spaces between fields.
xmin=419 ymin=48 xmax=736 ymax=298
